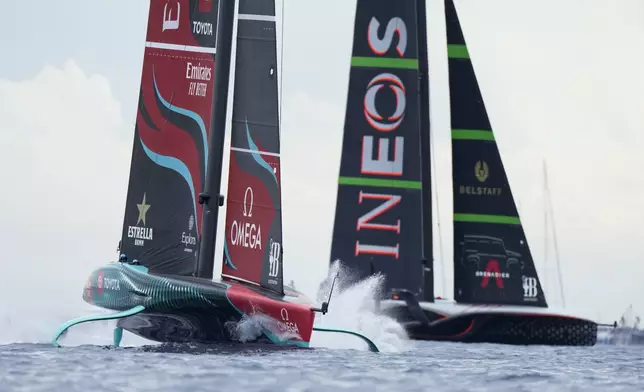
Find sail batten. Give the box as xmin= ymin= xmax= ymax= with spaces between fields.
xmin=446 ymin=0 xmax=547 ymax=307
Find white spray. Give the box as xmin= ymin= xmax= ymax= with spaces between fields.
xmin=309 ymin=260 xmax=411 ymax=353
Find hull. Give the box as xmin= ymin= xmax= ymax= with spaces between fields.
xmin=381 ymin=298 xmax=597 ymax=346
xmin=83 ymin=263 xmax=315 ymax=347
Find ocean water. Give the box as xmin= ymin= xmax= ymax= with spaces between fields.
xmin=1 ymin=263 xmax=642 ymax=391
xmin=1 ymin=341 xmax=643 ymax=391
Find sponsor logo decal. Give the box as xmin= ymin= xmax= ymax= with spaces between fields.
xmin=128 ymin=193 xmax=153 ymax=247
xmin=230 ymin=186 xmax=262 ymax=250
xmin=353 ymin=16 xmax=409 ymax=259
xmin=459 ymin=160 xmax=503 ymax=196
xmin=162 ymin=1 xmax=180 ymax=31
xmin=475 ymin=160 xmax=489 ymax=182
xmin=192 ymin=21 xmax=213 ymax=36
xmin=96 ymin=270 xmax=104 ymax=295
xmin=278 ymin=308 xmax=300 ymax=335
xmin=186 ymin=62 xmax=211 ymax=97
xmin=96 ymin=270 xmax=120 ymax=293
xmin=248 ymin=302 xmax=300 ymax=337
xmin=363 ymin=73 xmax=406 ymax=133
xmin=477 ymin=260 xmax=509 ymax=288
xmin=182 ymin=214 xmax=197 ymax=252
xmin=523 ymin=276 xmax=539 ymax=301
xmin=268 ymin=239 xmax=281 ymax=281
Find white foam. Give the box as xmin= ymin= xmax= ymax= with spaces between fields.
xmin=309 ymin=260 xmax=411 ymax=353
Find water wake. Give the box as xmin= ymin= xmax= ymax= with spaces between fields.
xmin=310 ymin=260 xmax=411 ymax=353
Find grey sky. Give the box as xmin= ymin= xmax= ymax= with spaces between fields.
xmin=1 ymin=0 xmax=643 ymax=338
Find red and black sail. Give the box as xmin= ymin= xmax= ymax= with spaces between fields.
xmin=221 ymin=0 xmax=284 ymax=294
xmin=446 ymin=0 xmax=547 ymax=307
xmin=329 ymin=0 xmax=434 ymax=301
xmin=119 ymin=0 xmax=219 ymax=275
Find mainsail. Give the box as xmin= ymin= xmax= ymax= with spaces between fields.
xmin=119 ymin=0 xmax=218 ymax=275
xmin=221 ymin=0 xmax=284 ymax=294
xmin=329 ymin=0 xmax=432 ymax=300
xmin=446 ymin=0 xmax=547 ymax=306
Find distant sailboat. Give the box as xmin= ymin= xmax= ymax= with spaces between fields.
xmin=327 ymin=0 xmax=596 ymax=346
xmin=542 ymin=160 xmax=566 ymax=308
xmin=598 ymin=305 xmax=644 ymax=345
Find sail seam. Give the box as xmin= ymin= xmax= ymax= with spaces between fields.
xmin=145 ymin=41 xmax=216 ymax=54
xmin=230 ymin=147 xmax=280 ymax=157
xmin=453 ymin=213 xmax=521 ymax=225
xmin=222 ymin=274 xmax=261 ymax=287
xmin=238 ymin=14 xmax=276 ymax=22
xmin=451 ymin=129 xmax=495 ymax=141
xmin=338 ymin=176 xmax=421 ymax=190
xmin=447 ymin=44 xmax=469 ymax=59
xmin=351 ymin=56 xmax=418 ymax=69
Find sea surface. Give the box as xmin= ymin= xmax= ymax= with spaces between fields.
xmin=1 ymin=264 xmax=641 ymax=391
xmin=1 ymin=341 xmax=643 ymax=392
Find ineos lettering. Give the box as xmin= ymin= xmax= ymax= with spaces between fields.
xmin=355 ymin=16 xmax=408 ymax=259
xmin=363 ymin=73 xmax=406 ymax=133
xmin=357 ymin=192 xmax=401 ymax=233
xmin=367 ymin=17 xmax=407 ymax=56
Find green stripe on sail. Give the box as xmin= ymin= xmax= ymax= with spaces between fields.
xmin=454 ymin=213 xmax=521 ymax=225
xmin=447 ymin=44 xmax=469 ymax=59
xmin=451 ymin=129 xmax=495 ymax=141
xmin=351 ymin=57 xmax=418 ymax=69
xmin=339 ymin=176 xmax=421 ymax=190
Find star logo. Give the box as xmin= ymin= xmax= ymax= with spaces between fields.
xmin=136 ymin=193 xmax=151 ymax=226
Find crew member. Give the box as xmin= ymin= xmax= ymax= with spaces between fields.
xmin=119 ymin=254 xmax=128 ymax=263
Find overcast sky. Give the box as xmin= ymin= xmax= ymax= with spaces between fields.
xmin=1 ymin=0 xmax=643 ymax=335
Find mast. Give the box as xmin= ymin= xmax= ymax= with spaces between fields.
xmin=543 ymin=160 xmax=549 ymax=294
xmin=544 ymin=161 xmax=566 ymax=307
xmin=416 ymin=0 xmax=434 ymax=302
xmin=195 ymin=0 xmax=236 ymax=279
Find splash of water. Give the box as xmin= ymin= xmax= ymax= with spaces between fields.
xmin=310 ymin=260 xmax=411 ymax=353
xmin=227 ymin=313 xmax=301 ymax=343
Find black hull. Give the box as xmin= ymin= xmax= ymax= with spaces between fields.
xmin=384 ymin=302 xmax=598 ymax=346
